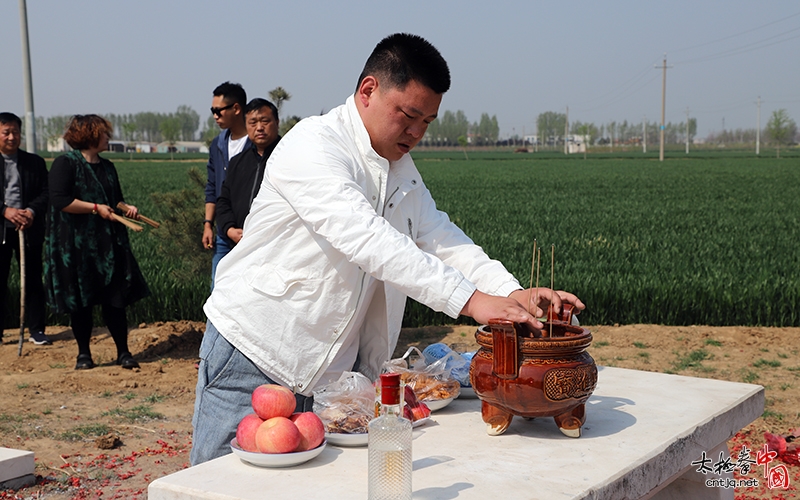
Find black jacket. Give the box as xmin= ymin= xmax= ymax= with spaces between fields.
xmin=216 ymin=137 xmax=280 ymax=245
xmin=2 ymin=149 xmax=49 ymax=245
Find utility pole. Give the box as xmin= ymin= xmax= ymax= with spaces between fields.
xmin=19 ymin=0 xmax=36 ymax=152
xmin=685 ymin=107 xmax=690 ymax=154
xmin=756 ymin=96 xmax=761 ymax=156
xmin=655 ymin=55 xmax=671 ymax=162
xmin=564 ymin=106 xmax=569 ymax=155
xmin=642 ymin=116 xmax=647 ymax=153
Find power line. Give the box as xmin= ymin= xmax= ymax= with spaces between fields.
xmin=672 ymin=10 xmax=800 ymax=53
xmin=673 ymin=26 xmax=800 ymax=65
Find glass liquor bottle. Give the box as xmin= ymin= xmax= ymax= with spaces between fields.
xmin=368 ymin=373 xmax=412 ymax=500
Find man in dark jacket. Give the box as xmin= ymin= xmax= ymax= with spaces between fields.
xmin=216 ymin=99 xmax=281 ymax=246
xmin=0 ymin=112 xmax=49 ymax=345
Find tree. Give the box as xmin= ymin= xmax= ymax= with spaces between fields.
xmin=200 ymin=114 xmax=220 ymax=146
xmin=536 ymin=112 xmax=566 ymax=148
xmin=122 ymin=122 xmax=138 ymax=159
xmin=765 ymin=109 xmax=797 ymax=158
xmin=457 ymin=135 xmax=469 ymax=160
xmin=279 ymin=115 xmax=302 ymax=137
xmin=269 ymin=87 xmax=292 ymax=119
xmin=175 ymin=105 xmax=200 ymax=141
xmin=160 ymin=117 xmax=181 ymax=160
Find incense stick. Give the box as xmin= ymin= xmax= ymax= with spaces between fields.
xmin=550 ymin=244 xmax=555 ymax=338
xmin=527 ymin=240 xmax=537 ymax=315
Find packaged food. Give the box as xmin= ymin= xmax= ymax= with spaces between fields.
xmin=312 ymin=371 xmax=374 ymax=434
xmin=383 ymin=347 xmax=461 ymax=402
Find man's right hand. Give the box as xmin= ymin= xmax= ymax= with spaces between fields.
xmin=202 ymin=226 xmax=214 ymax=250
xmin=226 ymin=227 xmax=243 ymax=244
xmin=460 ymin=290 xmax=540 ymax=330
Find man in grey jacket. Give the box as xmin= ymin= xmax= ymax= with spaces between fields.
xmin=191 ymin=33 xmax=584 ymax=465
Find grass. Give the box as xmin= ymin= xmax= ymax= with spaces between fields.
xmin=143 ymin=394 xmax=166 ymax=404
xmin=59 ymin=424 xmax=111 ymax=441
xmin=101 ymin=405 xmax=163 ymax=422
xmin=704 ymin=339 xmax=723 ymax=347
xmin=672 ymin=349 xmax=711 ymax=371
xmin=17 ymin=383 xmax=29 ymax=389
xmin=753 ymin=359 xmax=781 ymax=368
xmin=48 ymin=363 xmax=67 ymax=369
xmin=632 ymin=342 xmax=648 ymax=349
xmin=594 ymin=341 xmax=610 ymax=347
xmin=740 ymin=369 xmax=760 ymax=383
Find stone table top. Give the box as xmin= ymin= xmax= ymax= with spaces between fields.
xmin=149 ymin=366 xmax=764 ymax=500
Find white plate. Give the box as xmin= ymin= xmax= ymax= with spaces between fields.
xmin=412 ymin=416 xmax=432 ymax=428
xmin=423 ymin=397 xmax=455 ymax=411
xmin=230 ymin=438 xmax=326 ymax=467
xmin=326 ymin=417 xmax=430 ymax=446
xmin=324 ymin=432 xmax=368 ymax=447
xmin=458 ymin=387 xmax=477 ymax=399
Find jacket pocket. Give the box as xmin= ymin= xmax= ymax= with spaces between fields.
xmin=247 ymin=264 xmax=311 ymax=297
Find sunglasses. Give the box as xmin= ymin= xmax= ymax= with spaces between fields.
xmin=210 ymin=103 xmax=235 ymax=116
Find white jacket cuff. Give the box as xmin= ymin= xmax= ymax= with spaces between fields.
xmin=444 ymin=278 xmax=478 ymax=319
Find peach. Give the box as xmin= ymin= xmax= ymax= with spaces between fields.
xmin=235 ymin=413 xmax=264 ymax=452
xmin=290 ymin=412 xmax=325 ymax=451
xmin=255 ymin=416 xmax=301 ymax=454
xmin=251 ymin=384 xmax=296 ymax=420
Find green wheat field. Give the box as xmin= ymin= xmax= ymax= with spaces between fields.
xmin=6 ymin=149 xmax=798 ymax=328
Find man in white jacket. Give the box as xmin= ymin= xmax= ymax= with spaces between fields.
xmin=191 ymin=33 xmax=584 ymax=464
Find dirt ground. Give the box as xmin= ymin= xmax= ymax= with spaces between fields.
xmin=1 ymin=322 xmax=798 ymax=499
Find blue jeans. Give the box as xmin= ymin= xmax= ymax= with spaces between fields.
xmin=209 ymin=235 xmax=231 ymax=291
xmin=190 ymin=321 xmax=313 ymax=465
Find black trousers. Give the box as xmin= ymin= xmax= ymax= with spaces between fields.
xmin=0 ymin=227 xmax=46 ymax=333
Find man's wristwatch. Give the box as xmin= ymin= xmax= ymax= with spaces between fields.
xmin=92 ymin=203 xmax=98 ymax=215
xmin=203 ymin=219 xmax=213 ymax=226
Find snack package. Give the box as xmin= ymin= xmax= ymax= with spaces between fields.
xmin=383 ymin=346 xmax=461 ymax=401
xmin=312 ymin=371 xmax=375 ymax=434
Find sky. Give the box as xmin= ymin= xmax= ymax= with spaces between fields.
xmin=2 ymin=0 xmax=799 ymax=139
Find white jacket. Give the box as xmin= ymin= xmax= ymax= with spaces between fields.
xmin=204 ymin=95 xmax=521 ymax=395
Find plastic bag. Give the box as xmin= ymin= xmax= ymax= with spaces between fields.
xmin=422 ymin=343 xmax=475 ymax=387
xmin=383 ymin=346 xmax=461 ymax=401
xmin=312 ymin=371 xmax=375 ymax=434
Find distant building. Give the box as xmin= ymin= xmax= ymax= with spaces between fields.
xmin=156 ymin=141 xmax=209 ymax=154
xmin=47 ymin=137 xmax=69 ymax=153
xmin=566 ymin=134 xmax=588 ymax=154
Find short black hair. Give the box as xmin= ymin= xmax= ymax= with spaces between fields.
xmin=356 ymin=33 xmax=450 ymax=94
xmin=0 ymin=112 xmax=22 ymax=127
xmin=213 ymin=82 xmax=247 ymax=109
xmin=245 ymin=98 xmax=279 ymax=121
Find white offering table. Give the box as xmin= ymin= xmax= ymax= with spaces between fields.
xmin=149 ymin=366 xmax=764 ymax=500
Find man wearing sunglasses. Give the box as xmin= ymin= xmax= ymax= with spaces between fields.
xmin=202 ymin=82 xmax=251 ymax=286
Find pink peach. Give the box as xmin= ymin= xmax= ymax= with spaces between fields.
xmin=290 ymin=412 xmax=325 ymax=451
xmin=255 ymin=416 xmax=301 ymax=454
xmin=236 ymin=413 xmax=265 ymax=452
xmin=251 ymin=384 xmax=296 ymax=420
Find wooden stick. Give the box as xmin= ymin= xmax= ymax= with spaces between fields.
xmin=111 ymin=213 xmax=143 ymax=232
xmin=116 ymin=201 xmax=161 ymax=228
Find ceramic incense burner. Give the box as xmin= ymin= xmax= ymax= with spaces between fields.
xmin=470 ymin=306 xmax=597 ymax=437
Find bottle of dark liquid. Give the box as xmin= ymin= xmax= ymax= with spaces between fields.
xmin=368 ymin=373 xmax=412 ymax=500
